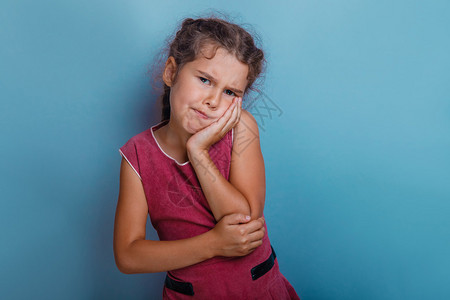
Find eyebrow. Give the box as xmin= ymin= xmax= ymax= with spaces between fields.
xmin=197 ymin=70 xmax=244 ymax=95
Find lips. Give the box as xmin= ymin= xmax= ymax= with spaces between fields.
xmin=194 ymin=109 xmax=209 ymax=119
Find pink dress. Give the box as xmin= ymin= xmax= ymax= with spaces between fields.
xmin=119 ymin=120 xmax=300 ymax=299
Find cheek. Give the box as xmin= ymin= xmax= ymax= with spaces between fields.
xmin=169 ymin=90 xmax=190 ymax=110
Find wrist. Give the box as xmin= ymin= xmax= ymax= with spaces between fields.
xmin=187 ymin=146 xmax=210 ymax=161
xmin=186 ymin=137 xmax=212 ymax=154
xmin=204 ymin=229 xmax=219 ymax=258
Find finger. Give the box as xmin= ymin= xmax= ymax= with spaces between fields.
xmin=239 ymin=218 xmax=264 ymax=233
xmin=212 ymin=98 xmax=238 ymax=131
xmin=247 ymin=239 xmax=263 ymax=251
xmin=233 ymin=97 xmax=241 ymax=122
xmin=212 ymin=98 xmax=239 ymax=139
xmin=223 ymin=97 xmax=238 ymax=118
xmin=230 ymin=97 xmax=242 ymax=129
xmin=236 ymin=98 xmax=242 ymax=125
xmin=222 ymin=98 xmax=240 ymax=132
xmin=226 ymin=98 xmax=239 ymax=121
xmin=246 ymin=227 xmax=265 ymax=242
xmin=222 ymin=213 xmax=251 ymax=225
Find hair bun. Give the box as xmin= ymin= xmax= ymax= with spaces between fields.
xmin=181 ymin=18 xmax=196 ymax=27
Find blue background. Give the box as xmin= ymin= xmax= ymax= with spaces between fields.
xmin=1 ymin=0 xmax=449 ymax=299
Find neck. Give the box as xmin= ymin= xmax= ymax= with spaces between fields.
xmin=163 ymin=119 xmax=193 ymax=153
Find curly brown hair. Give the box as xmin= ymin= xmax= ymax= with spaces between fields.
xmin=152 ymin=16 xmax=266 ymax=121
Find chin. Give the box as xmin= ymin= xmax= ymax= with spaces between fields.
xmin=185 ymin=123 xmax=203 ymax=135
xmin=187 ymin=120 xmax=212 ymax=134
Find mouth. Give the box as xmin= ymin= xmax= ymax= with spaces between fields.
xmin=193 ymin=109 xmax=209 ymax=119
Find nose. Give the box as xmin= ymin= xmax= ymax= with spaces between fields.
xmin=203 ymin=90 xmax=221 ymax=110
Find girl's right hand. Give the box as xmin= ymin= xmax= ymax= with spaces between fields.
xmin=210 ymin=214 xmax=265 ymax=257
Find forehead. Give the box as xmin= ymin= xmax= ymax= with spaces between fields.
xmin=187 ymin=46 xmax=249 ymax=87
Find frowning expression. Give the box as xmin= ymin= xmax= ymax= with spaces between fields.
xmin=164 ymin=46 xmax=249 ymax=134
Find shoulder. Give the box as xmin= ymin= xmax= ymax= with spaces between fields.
xmin=118 ymin=127 xmax=155 ymax=178
xmin=240 ymin=109 xmax=259 ymax=132
xmin=233 ymin=109 xmax=260 ymax=148
xmin=121 ymin=127 xmax=154 ymax=148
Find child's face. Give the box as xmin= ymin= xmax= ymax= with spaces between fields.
xmin=164 ymin=46 xmax=248 ymax=135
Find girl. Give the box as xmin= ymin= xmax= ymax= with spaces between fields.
xmin=114 ymin=17 xmax=300 ymax=299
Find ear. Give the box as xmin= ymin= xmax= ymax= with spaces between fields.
xmin=162 ymin=56 xmax=178 ymax=87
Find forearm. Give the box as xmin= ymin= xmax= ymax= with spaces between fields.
xmin=188 ymin=149 xmax=250 ymax=221
xmin=115 ymin=230 xmax=216 ymax=274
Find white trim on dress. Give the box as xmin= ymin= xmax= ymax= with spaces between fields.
xmin=150 ymin=122 xmax=190 ymax=166
xmin=119 ymin=149 xmax=142 ymax=180
xmin=231 ymin=127 xmax=234 ymax=147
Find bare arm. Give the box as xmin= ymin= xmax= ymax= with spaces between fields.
xmin=113 ymin=158 xmax=265 ymax=274
xmin=228 ymin=110 xmax=265 ymax=219
xmin=187 ymin=149 xmax=251 ymax=221
xmin=187 ymin=107 xmax=265 ymax=221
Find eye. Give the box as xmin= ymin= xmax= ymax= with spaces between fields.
xmin=199 ymin=77 xmax=210 ymax=84
xmin=224 ymin=89 xmax=236 ymax=97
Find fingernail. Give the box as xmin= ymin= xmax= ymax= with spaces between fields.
xmin=245 ymin=215 xmax=251 ymax=220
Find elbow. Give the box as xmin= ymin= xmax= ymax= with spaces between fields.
xmin=114 ymin=246 xmax=137 ymax=274
xmin=115 ymin=253 xmax=134 ymax=274
xmin=214 ymin=204 xmax=251 ymax=223
xmin=229 ymin=199 xmax=263 ymax=221
xmin=214 ymin=196 xmax=264 ymax=222
xmin=249 ymin=199 xmax=264 ymax=220
xmin=117 ymin=266 xmax=133 ymax=275
xmin=116 ymin=261 xmax=134 ymax=275
xmin=250 ymin=207 xmax=264 ymax=220
xmin=240 ymin=202 xmax=252 ymax=219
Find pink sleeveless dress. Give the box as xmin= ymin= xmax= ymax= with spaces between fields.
xmin=119 ymin=120 xmax=300 ymax=299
